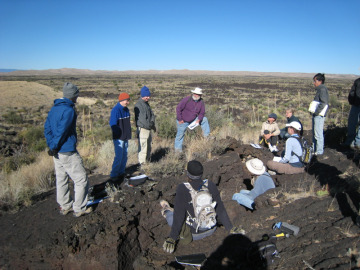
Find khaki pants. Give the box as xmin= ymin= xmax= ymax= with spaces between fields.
xmin=267 ymin=160 xmax=304 ymax=175
xmin=137 ymin=127 xmax=152 ymax=164
xmin=53 ymin=152 xmax=89 ymax=212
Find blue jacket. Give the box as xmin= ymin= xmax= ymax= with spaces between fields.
xmin=44 ymin=98 xmax=77 ymax=152
xmin=109 ymin=102 xmax=131 ymax=140
xmin=280 ymin=134 xmax=303 ymax=167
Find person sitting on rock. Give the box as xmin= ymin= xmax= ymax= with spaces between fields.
xmin=259 ymin=113 xmax=280 ymax=152
xmin=160 ymin=160 xmax=244 ymax=253
xmin=232 ymin=158 xmax=275 ymax=210
xmin=267 ymin=121 xmax=305 ymax=175
xmin=279 ymin=108 xmax=303 ymax=140
xmin=174 ymin=87 xmax=210 ymax=152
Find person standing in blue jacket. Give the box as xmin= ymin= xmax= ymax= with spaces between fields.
xmin=44 ymin=82 xmax=92 ymax=217
xmin=109 ymin=92 xmax=131 ymax=183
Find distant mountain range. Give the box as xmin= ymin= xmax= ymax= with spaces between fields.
xmin=0 ymin=69 xmax=19 ymax=73
xmin=0 ymin=68 xmax=357 ymax=79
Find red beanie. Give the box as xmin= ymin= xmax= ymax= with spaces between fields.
xmin=118 ymin=92 xmax=130 ymax=101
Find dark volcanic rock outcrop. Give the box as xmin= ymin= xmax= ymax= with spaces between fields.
xmin=0 ymin=140 xmax=359 ymax=269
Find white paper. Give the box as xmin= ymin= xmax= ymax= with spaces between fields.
xmin=188 ymin=120 xmax=199 ymax=130
xmin=319 ymin=104 xmax=328 ymax=116
xmin=129 ymin=174 xmax=147 ymax=180
xmin=308 ymin=101 xmax=319 ymax=113
xmin=250 ymin=143 xmax=262 ymax=149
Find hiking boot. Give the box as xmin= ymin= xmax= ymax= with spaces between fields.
xmin=73 ymin=207 xmax=93 ymax=218
xmin=60 ymin=207 xmax=73 ymax=216
xmin=160 ymin=200 xmax=173 ymax=218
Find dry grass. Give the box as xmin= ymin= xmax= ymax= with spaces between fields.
xmin=0 ymin=152 xmax=54 ymax=208
xmin=281 ymin=177 xmax=317 ymax=202
xmin=347 ymin=247 xmax=360 ymax=268
xmin=0 ymin=81 xmax=61 ymax=112
xmin=94 ymin=139 xmax=138 ymax=175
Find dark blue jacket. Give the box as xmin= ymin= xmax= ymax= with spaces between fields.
xmin=109 ymin=102 xmax=131 ymax=140
xmin=44 ymin=98 xmax=77 ymax=152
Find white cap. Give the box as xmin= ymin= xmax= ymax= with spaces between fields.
xmin=286 ymin=121 xmax=302 ymax=131
xmin=191 ymin=87 xmax=203 ymax=95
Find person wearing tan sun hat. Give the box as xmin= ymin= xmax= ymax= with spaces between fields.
xmin=232 ymin=158 xmax=275 ymax=210
xmin=109 ymin=92 xmax=131 ymax=184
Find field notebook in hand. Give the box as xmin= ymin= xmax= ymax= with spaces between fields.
xmin=175 ymin=253 xmax=207 ymax=266
xmin=187 ymin=119 xmax=199 ymax=130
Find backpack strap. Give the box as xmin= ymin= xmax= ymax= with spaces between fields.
xmin=290 ymin=137 xmax=303 ymax=163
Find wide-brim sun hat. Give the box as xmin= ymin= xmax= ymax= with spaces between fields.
xmin=191 ymin=87 xmax=203 ymax=95
xmin=246 ymin=158 xmax=266 ymax=175
xmin=286 ymin=121 xmax=302 ymax=131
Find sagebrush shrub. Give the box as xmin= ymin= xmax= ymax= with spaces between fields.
xmin=19 ymin=126 xmax=47 ymax=152
xmin=156 ymin=112 xmax=177 ymax=139
xmin=3 ymin=111 xmax=23 ymax=124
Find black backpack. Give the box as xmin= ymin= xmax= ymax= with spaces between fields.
xmin=247 ymin=236 xmax=279 ymax=267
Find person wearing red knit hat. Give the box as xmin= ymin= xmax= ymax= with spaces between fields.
xmin=109 ymin=92 xmax=131 ymax=185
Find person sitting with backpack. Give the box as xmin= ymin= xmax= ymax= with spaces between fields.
xmin=266 ymin=121 xmax=305 ymax=174
xmin=232 ymin=158 xmax=275 ymax=210
xmin=160 ymin=160 xmax=244 ymax=253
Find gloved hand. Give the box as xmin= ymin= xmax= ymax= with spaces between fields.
xmin=47 ymin=149 xmax=58 ymax=156
xmin=230 ymin=226 xmax=246 ymax=235
xmin=163 ymin=237 xmax=176 ymax=253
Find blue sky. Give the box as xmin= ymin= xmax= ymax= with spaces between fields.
xmin=1 ymin=0 xmax=359 ymax=74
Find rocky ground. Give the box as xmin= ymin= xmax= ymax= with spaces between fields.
xmin=1 ymin=134 xmax=360 ymax=270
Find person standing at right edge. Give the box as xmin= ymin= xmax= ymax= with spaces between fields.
xmin=309 ymin=73 xmax=329 ymax=156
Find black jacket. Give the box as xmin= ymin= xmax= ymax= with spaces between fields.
xmin=348 ymin=78 xmax=360 ymax=106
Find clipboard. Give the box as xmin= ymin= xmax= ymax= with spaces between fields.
xmin=175 ymin=253 xmax=207 ymax=266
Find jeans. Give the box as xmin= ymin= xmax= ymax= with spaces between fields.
xmin=174 ymin=117 xmax=210 ymax=151
xmin=164 ymin=210 xmax=216 ymax=240
xmin=345 ymin=105 xmax=360 ymax=146
xmin=312 ymin=115 xmax=325 ymax=154
xmin=110 ymin=139 xmax=128 ymax=178
xmin=53 ymin=152 xmax=89 ymax=212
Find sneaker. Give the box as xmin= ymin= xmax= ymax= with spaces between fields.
xmin=272 ymin=146 xmax=279 ymax=152
xmin=160 ymin=200 xmax=173 ymax=218
xmin=268 ymin=144 xmax=274 ymax=152
xmin=60 ymin=207 xmax=73 ymax=216
xmin=73 ymin=207 xmax=93 ymax=218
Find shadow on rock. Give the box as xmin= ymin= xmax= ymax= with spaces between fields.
xmin=308 ymin=159 xmax=360 ymax=226
xmin=202 ymin=234 xmax=267 ymax=270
